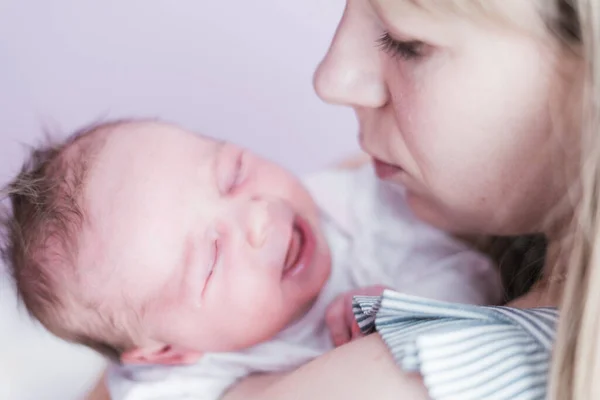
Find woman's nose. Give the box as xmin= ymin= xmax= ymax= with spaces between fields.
xmin=313 ymin=2 xmax=388 ymax=109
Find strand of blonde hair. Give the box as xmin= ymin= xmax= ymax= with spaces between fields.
xmin=550 ymin=0 xmax=600 ymax=398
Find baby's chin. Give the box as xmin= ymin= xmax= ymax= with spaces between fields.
xmin=257 ymin=255 xmax=332 ymax=344
xmin=210 ymin=241 xmax=332 ymax=352
xmin=291 ymin=246 xmax=332 ymax=317
xmin=313 ymin=245 xmax=332 ymax=290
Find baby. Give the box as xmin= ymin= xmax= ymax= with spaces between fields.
xmin=1 ymin=120 xmax=503 ymax=400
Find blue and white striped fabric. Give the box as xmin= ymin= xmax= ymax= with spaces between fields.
xmin=353 ymin=290 xmax=559 ymax=400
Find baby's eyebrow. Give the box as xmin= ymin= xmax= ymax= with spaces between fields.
xmin=170 ymin=232 xmax=197 ymax=306
xmin=179 ymin=229 xmax=215 ymax=299
xmin=181 ymin=233 xmax=197 ymax=283
xmin=211 ymin=141 xmax=228 ymax=193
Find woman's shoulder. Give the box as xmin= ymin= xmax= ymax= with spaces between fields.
xmin=225 ymin=334 xmax=431 ymax=400
xmin=354 ymin=290 xmax=558 ymax=400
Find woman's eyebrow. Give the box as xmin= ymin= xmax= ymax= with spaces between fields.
xmin=369 ymin=0 xmax=421 ymax=35
xmin=371 ymin=0 xmax=420 ymax=14
xmin=368 ymin=0 xmax=450 ymax=44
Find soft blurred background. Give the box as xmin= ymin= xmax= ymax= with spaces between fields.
xmin=0 ymin=1 xmax=357 ymax=398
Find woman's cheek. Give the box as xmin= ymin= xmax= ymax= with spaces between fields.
xmin=386 ymin=62 xmax=417 ymax=119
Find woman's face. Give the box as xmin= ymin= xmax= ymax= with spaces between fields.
xmin=314 ymin=0 xmax=578 ymax=235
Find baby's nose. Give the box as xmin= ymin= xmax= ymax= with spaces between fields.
xmin=245 ymin=197 xmax=290 ymax=248
xmin=247 ymin=198 xmax=269 ymax=248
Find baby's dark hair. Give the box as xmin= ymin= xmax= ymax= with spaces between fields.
xmin=0 ymin=120 xmax=137 ymax=363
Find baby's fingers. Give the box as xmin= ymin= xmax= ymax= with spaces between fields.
xmin=325 ymin=297 xmax=352 ymax=347
xmin=346 ymin=297 xmax=364 ymax=340
xmin=350 ymin=316 xmax=363 ymax=339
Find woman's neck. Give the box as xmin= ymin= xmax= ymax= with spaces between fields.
xmin=509 ymin=232 xmax=569 ymax=308
xmin=457 ymin=231 xmax=568 ymax=308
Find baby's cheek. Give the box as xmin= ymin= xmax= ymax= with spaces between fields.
xmin=243 ymin=282 xmax=292 ymax=321
xmin=224 ymin=284 xmax=290 ymax=345
xmin=227 ymin=273 xmax=276 ymax=308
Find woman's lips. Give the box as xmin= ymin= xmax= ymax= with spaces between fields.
xmin=373 ymin=158 xmax=404 ymax=179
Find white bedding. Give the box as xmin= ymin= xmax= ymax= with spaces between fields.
xmin=0 ymin=274 xmax=106 ymax=400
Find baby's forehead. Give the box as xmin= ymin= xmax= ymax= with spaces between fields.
xmin=80 ymin=121 xmax=220 ymax=191
xmin=92 ymin=121 xmax=220 ymax=162
xmin=81 ymin=120 xmax=223 ymax=214
xmin=76 ymin=121 xmax=223 ymax=277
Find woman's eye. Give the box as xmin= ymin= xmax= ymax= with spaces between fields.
xmin=377 ymin=32 xmax=424 ymax=61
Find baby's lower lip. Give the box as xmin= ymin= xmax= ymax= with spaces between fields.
xmin=282 ymin=224 xmax=304 ymax=275
xmin=373 ymin=158 xmax=404 ymax=179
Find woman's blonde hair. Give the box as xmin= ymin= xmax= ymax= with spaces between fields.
xmin=550 ymin=1 xmax=600 ymax=399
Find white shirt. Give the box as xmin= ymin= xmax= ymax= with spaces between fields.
xmin=108 ymin=166 xmax=503 ymax=400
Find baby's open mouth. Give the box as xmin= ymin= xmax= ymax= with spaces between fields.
xmin=283 ymin=223 xmax=305 ymax=276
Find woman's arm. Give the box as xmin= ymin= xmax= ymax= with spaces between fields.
xmin=85 ymin=336 xmax=427 ymax=400
xmin=223 ymin=335 xmax=429 ymax=400
xmin=85 ymin=372 xmax=110 ymax=400
xmin=223 ymin=288 xmax=557 ymax=400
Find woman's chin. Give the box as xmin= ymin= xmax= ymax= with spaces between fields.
xmin=405 ymin=192 xmax=466 ymax=234
xmin=406 ymin=193 xmax=521 ymax=236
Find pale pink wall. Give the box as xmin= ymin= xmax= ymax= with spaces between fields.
xmin=0 ymin=1 xmax=357 ymax=399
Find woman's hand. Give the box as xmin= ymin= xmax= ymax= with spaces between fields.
xmin=325 ymin=285 xmax=387 ymax=347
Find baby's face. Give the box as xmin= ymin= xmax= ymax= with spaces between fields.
xmin=78 ymin=122 xmax=331 ymax=357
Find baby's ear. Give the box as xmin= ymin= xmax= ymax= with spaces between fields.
xmin=121 ymin=344 xmax=202 ymax=366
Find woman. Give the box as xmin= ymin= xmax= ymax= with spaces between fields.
xmin=226 ymin=0 xmax=592 ymax=398
xmin=88 ymin=0 xmax=597 ymax=398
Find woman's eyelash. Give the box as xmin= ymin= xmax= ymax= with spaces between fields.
xmin=377 ymin=32 xmax=424 ymax=60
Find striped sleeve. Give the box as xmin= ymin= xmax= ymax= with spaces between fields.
xmin=353 ymin=290 xmax=559 ymax=400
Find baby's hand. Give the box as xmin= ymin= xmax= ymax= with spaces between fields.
xmin=325 ymin=285 xmax=387 ymax=347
